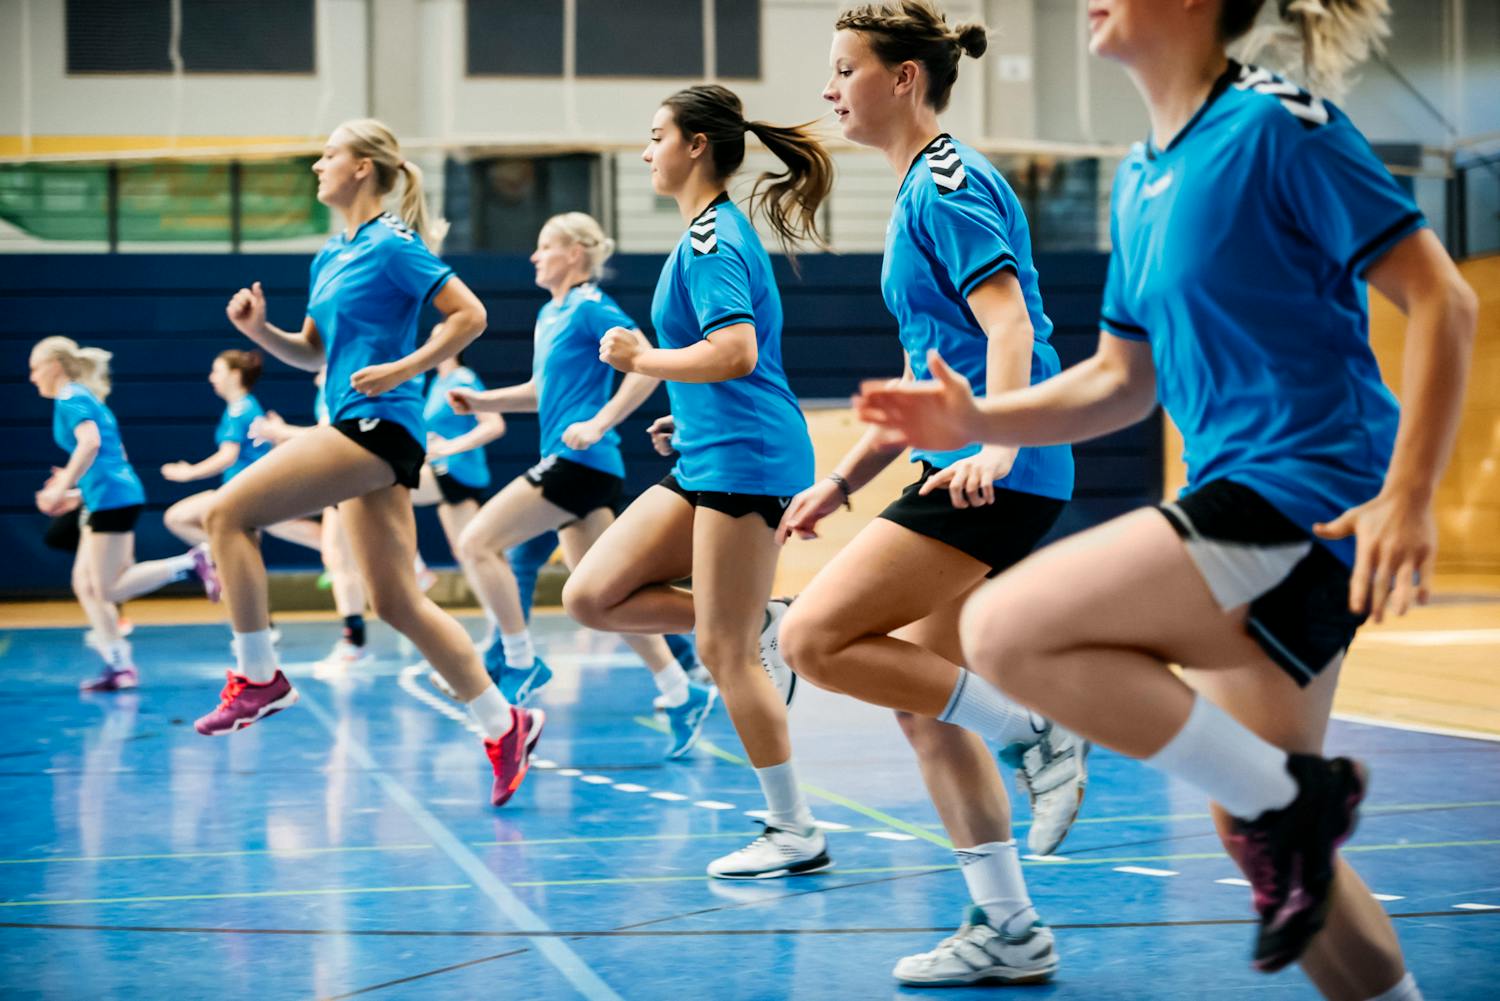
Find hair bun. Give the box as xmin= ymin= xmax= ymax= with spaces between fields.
xmin=955 ymin=22 xmax=988 ymax=59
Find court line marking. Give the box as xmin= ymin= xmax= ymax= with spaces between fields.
xmin=323 ymin=948 xmax=529 ymax=1001
xmin=298 ymin=691 xmax=623 ymax=1001
xmin=1114 ymin=866 xmax=1178 ymax=877
xmin=0 ymin=884 xmax=469 ymax=908
xmin=1332 ymin=711 xmax=1500 ymax=744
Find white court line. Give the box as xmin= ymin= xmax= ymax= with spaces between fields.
xmin=814 ymin=821 xmax=852 ymax=831
xmin=1372 ymin=893 xmax=1405 ymax=902
xmin=1332 ymin=712 xmax=1500 ymax=744
xmin=579 ymin=775 xmax=614 ymax=785
xmin=1216 ymin=877 xmax=1251 ymax=887
xmin=1114 ymin=866 xmax=1178 ymax=877
xmin=397 ymin=664 xmax=480 ymax=735
xmin=612 ymin=784 xmax=649 ymax=793
xmin=1454 ymin=903 xmax=1500 ymax=911
xmin=694 ymin=800 xmax=736 ymax=810
xmin=650 ymin=792 xmax=688 ymax=802
xmin=867 ymin=831 xmax=917 ymax=842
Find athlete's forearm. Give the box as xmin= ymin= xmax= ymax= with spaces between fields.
xmin=55 ymin=442 xmax=99 ymax=491
xmin=182 ymin=444 xmax=239 ymax=481
xmin=437 ymin=413 xmax=506 ymax=455
xmin=243 ymin=322 xmax=323 ymax=372
xmin=592 ymin=373 xmax=662 ymax=430
xmin=831 ymin=426 xmax=907 ymax=492
xmin=632 ymin=329 xmax=756 ymax=383
xmin=465 ymin=382 xmax=539 ymax=414
xmin=391 ymin=305 xmax=486 ymax=383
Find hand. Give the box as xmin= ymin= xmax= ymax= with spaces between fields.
xmin=646 ymin=415 xmax=677 ymax=456
xmin=351 ymin=362 xmax=408 ymax=397
xmin=226 ymin=280 xmax=269 ymax=337
xmin=853 ymin=350 xmax=982 ymax=453
xmin=35 ymin=485 xmax=72 ymax=516
xmin=249 ymin=411 xmax=288 ymax=446
xmin=562 ymin=419 xmax=606 ymax=451
xmin=160 ymin=461 xmax=194 ymax=483
xmin=1314 ymin=487 xmax=1436 ymax=623
xmin=919 ymin=445 xmax=1017 ymax=509
xmin=775 ymin=479 xmax=848 ymax=545
xmin=425 ymin=433 xmax=453 ymax=459
xmin=447 ymin=388 xmax=478 ymax=415
xmin=600 ymin=326 xmax=651 ymax=373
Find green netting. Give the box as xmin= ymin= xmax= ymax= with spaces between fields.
xmin=0 ymin=158 xmax=328 ymax=242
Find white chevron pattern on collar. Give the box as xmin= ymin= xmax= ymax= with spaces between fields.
xmin=690 ymin=206 xmax=719 ymax=255
xmin=924 ymin=136 xmax=967 ymax=194
xmin=1233 ymin=65 xmax=1329 ymax=126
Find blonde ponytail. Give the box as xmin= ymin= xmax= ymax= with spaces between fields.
xmin=398 ymin=159 xmax=451 ymax=252
xmin=33 ymin=336 xmax=114 ymax=400
xmin=335 ymin=118 xmax=451 ymax=251
xmin=1224 ymin=0 xmax=1390 ymax=98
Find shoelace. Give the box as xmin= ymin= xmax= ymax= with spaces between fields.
xmin=217 ymin=673 xmax=248 ymax=710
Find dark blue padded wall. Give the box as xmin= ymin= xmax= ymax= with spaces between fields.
xmin=0 ymin=252 xmax=1158 ymax=596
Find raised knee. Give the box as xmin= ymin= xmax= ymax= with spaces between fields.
xmin=696 ymin=636 xmax=755 ymax=680
xmin=778 ymin=606 xmax=841 ymax=687
xmin=202 ymin=497 xmax=239 ymax=539
xmin=455 ymin=525 xmax=496 ymax=567
xmin=958 ymin=585 xmax=1048 ymax=701
xmin=561 ymin=576 xmax=607 ymax=629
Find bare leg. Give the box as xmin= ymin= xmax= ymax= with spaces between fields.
xmin=557 ymin=509 xmax=675 ymax=673
xmin=92 ymin=530 xmax=194 ymax=605
xmin=162 ymin=490 xmax=217 ymax=547
xmin=321 ymin=507 xmax=367 ymax=618
xmin=72 ymin=532 xmax=119 ymax=645
xmin=562 ymin=486 xmax=697 ymax=636
xmin=456 ymin=477 xmax=574 ymax=636
xmin=265 ymin=517 xmax=324 ymax=551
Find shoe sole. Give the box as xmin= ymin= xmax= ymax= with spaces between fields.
xmin=895 ymin=963 xmax=1059 ymax=988
xmin=196 ymin=687 xmax=300 ymax=736
xmin=1025 ymin=741 xmax=1090 ymax=856
xmin=709 ymin=853 xmax=835 ymax=880
xmin=665 ymin=689 xmax=718 ymax=759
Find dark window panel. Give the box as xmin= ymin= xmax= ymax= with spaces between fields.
xmin=576 ymin=0 xmax=702 ymax=77
xmin=66 ymin=0 xmax=172 ymax=73
xmin=463 ymin=154 xmax=598 ymax=253
xmin=715 ymin=0 xmax=759 ymax=79
xmin=181 ymin=0 xmax=315 ymax=73
xmin=467 ymin=0 xmax=565 ymax=76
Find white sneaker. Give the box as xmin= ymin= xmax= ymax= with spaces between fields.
xmin=313 ymin=639 xmax=373 ymax=678
xmin=1002 ymin=719 xmax=1089 ymax=856
xmin=758 ymin=598 xmax=797 ymax=706
xmin=707 ymin=824 xmax=832 ymax=879
xmin=893 ymin=906 xmax=1058 ymax=986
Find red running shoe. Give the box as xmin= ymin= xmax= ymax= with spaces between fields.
xmin=484 ymin=706 xmax=546 ymax=807
xmin=194 ymin=670 xmax=298 ymax=735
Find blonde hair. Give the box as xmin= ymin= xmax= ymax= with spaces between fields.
xmin=542 ymin=212 xmax=617 ymax=281
xmin=334 ymin=118 xmax=451 ymax=251
xmin=33 ymin=336 xmax=114 ymax=400
xmin=1223 ymin=0 xmax=1390 ymax=98
xmin=836 ymin=1 xmax=988 ymax=113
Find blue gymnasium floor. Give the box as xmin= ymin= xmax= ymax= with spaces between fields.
xmin=0 ymin=616 xmax=1497 ymax=1001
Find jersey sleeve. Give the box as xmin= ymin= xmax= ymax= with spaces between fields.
xmin=215 ymin=406 xmax=252 ymax=447
xmin=1280 ymin=121 xmax=1426 ymax=278
xmin=55 ymin=393 xmax=95 ymax=437
xmin=591 ymin=297 xmax=638 ymax=338
xmin=684 ymin=244 xmax=755 ymax=338
xmin=919 ymin=182 xmax=1019 ymax=300
xmin=387 ymin=237 xmax=456 ymax=304
xmin=455 ymin=368 xmax=484 ymax=392
xmin=1099 ymin=171 xmax=1148 ymax=342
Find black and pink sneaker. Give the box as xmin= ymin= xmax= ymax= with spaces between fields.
xmin=1225 ymin=754 xmax=1367 ymax=973
xmin=194 ymin=670 xmax=298 ymax=735
xmin=80 ymin=665 xmax=138 ymax=692
xmin=190 ymin=544 xmax=222 ymax=603
xmin=484 ymin=707 xmax=546 ymax=807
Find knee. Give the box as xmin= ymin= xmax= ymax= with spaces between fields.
xmin=456 ymin=524 xmax=498 ymax=568
xmin=72 ymin=569 xmax=98 ymax=604
xmin=695 ymin=635 xmax=755 ymax=681
xmin=892 ymin=710 xmax=956 ymax=756
xmin=202 ymin=496 xmax=240 ymax=540
xmin=778 ymin=605 xmax=845 ymax=690
xmin=561 ymin=574 xmax=609 ymax=630
xmin=958 ymin=581 xmax=1050 ymax=704
xmin=367 ymin=581 xmax=420 ymax=631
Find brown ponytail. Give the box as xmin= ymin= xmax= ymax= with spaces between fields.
xmin=216 ymin=348 xmax=264 ymax=391
xmin=835 ymin=1 xmax=988 ymax=113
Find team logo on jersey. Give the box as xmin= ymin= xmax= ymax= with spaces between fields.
xmin=1142 ymin=170 xmax=1175 ymax=199
xmin=1234 ymin=64 xmax=1328 ymax=127
xmin=690 ymin=207 xmax=720 ymax=256
xmin=377 ymin=212 xmax=416 ymax=241
xmin=923 ymin=135 xmax=967 ymax=195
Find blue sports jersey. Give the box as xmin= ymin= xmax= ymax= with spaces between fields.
xmin=216 ymin=394 xmax=271 ymax=484
xmin=307 ymin=212 xmax=455 ymax=447
xmin=424 ymin=366 xmax=491 ymax=488
xmin=313 ymin=381 xmax=329 ymax=425
xmin=52 ymin=382 xmax=145 ymax=512
xmin=1101 ymin=62 xmax=1425 ymax=567
xmin=533 ymin=283 xmax=633 ymax=478
xmin=649 ymin=194 xmax=815 ymax=496
xmin=883 ymin=134 xmax=1074 ymax=501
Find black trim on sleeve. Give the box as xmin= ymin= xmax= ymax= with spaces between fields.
xmin=959 ymin=253 xmax=1018 ymax=297
xmin=1348 ymin=210 xmax=1425 ymax=278
xmin=1101 ymin=314 xmax=1149 ymax=340
xmin=702 ymin=311 xmax=754 ymax=336
xmin=422 ymin=269 xmax=455 ymax=305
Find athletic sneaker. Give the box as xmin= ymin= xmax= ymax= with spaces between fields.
xmin=313 ymin=639 xmax=373 ymax=677
xmin=194 ymin=670 xmax=299 ymax=735
xmin=1000 ymin=719 xmax=1090 ymax=856
xmin=1225 ymin=753 xmax=1367 ymax=973
xmin=664 ymin=682 xmax=717 ymax=759
xmin=497 ymin=658 xmax=553 ymax=706
xmin=82 ymin=617 xmax=134 ymax=652
xmin=758 ymin=597 xmax=798 ymax=706
xmin=652 ymin=666 xmax=715 ymax=712
xmin=707 ymin=824 xmax=832 ymax=879
xmin=482 ymin=636 xmax=508 ymax=681
xmin=80 ymin=665 xmax=138 ymax=692
xmin=484 ymin=706 xmax=546 ymax=807
xmin=190 ymin=544 xmax=222 ymax=602
xmin=892 ymin=905 xmax=1059 ymax=986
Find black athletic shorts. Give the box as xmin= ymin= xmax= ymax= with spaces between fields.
xmin=80 ymin=504 xmax=143 ymax=534
xmin=1158 ymin=478 xmax=1366 ymax=687
xmin=333 ymin=417 xmax=425 ymax=489
xmin=526 ymin=455 xmax=623 ymax=521
xmin=657 ymin=474 xmax=792 ymax=532
xmin=878 ymin=463 xmax=1066 ymax=577
xmin=44 ymin=507 xmax=82 ymax=552
xmin=436 ymin=471 xmax=487 ymax=506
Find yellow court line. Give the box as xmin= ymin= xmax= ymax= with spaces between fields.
xmin=0 ymin=883 xmax=470 ymax=909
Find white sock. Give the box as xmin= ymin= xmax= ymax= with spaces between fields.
xmin=165 ymin=550 xmax=197 ymax=580
xmin=652 ymin=661 xmax=691 ymax=707
xmin=1366 ymin=973 xmax=1422 ymax=1001
xmin=466 ymin=684 xmax=514 ymax=741
xmin=938 ymin=669 xmax=1041 ymax=746
xmin=232 ymin=629 xmax=279 ymax=683
xmin=755 ymin=760 xmax=815 ymax=835
xmin=501 ymin=630 xmax=534 ymax=669
xmin=955 ymin=840 xmax=1038 ymax=929
xmin=1146 ymin=695 xmax=1297 ymax=820
xmin=104 ymin=640 xmax=133 ymax=669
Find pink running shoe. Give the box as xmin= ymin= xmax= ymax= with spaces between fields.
xmin=190 ymin=545 xmax=222 ymax=603
xmin=80 ymin=665 xmax=139 ymax=692
xmin=484 ymin=706 xmax=546 ymax=807
xmin=194 ymin=670 xmax=298 ymax=735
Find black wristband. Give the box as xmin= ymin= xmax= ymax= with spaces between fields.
xmin=827 ymin=472 xmax=853 ymax=510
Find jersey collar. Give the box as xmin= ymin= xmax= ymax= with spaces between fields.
xmin=905 ymin=133 xmax=952 ymax=178
xmin=1145 ymin=60 xmax=1239 ymax=160
xmin=691 ymin=191 xmax=732 ymax=223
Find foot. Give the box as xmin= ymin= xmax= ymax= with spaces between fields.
xmin=80 ymin=665 xmax=138 ymax=692
xmin=194 ymin=670 xmax=298 ymax=735
xmin=497 ymin=657 xmax=553 ymax=706
xmin=1226 ymin=754 xmax=1367 ymax=973
xmin=1000 ymin=718 xmax=1089 ymax=856
xmin=190 ymin=544 xmax=222 ymax=603
xmin=892 ymin=905 xmax=1059 ymax=986
xmin=313 ymin=639 xmax=373 ymax=678
xmin=484 ymin=706 xmax=546 ymax=807
xmin=663 ymin=682 xmax=717 ymax=759
xmin=652 ymin=667 xmax=715 ymax=712
xmin=758 ymin=597 xmax=797 ymax=706
xmin=482 ymin=636 xmax=508 ymax=680
xmin=707 ymin=824 xmax=832 ymax=880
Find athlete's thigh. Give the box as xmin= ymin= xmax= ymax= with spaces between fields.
xmin=212 ymin=426 xmax=396 ymax=530
xmin=337 ymin=485 xmax=419 ymax=588
xmin=265 ymin=517 xmax=324 ymax=551
xmin=690 ymin=509 xmax=781 ymax=650
xmin=411 ymin=464 xmax=442 ymax=507
xmin=166 ymin=489 xmax=217 ymax=524
xmin=86 ymin=529 xmax=137 ymax=590
xmin=568 ymin=485 xmax=695 ymax=596
xmin=890 ymin=581 xmax=985 ymax=666
xmin=463 ymin=476 xmax=573 ymax=553
xmin=792 ymin=517 xmax=992 ymax=641
xmin=435 ymin=499 xmax=479 ymax=555
xmin=556 ymin=508 xmax=614 ymax=571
